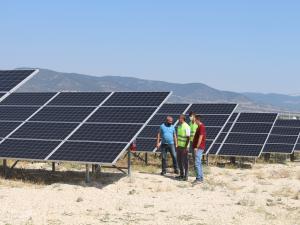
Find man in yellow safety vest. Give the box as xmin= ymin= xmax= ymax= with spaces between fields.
xmin=176 ymin=114 xmax=191 ymax=181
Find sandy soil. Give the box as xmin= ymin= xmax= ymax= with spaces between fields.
xmin=0 ymin=162 xmax=299 ymax=225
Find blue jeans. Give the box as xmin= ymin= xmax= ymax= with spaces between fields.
xmin=195 ymin=149 xmax=204 ymax=181
xmin=161 ymin=144 xmax=178 ymax=173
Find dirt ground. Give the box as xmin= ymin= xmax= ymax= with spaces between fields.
xmin=0 ymin=159 xmax=299 ymax=225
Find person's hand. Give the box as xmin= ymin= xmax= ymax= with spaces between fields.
xmin=156 ymin=143 xmax=160 ymax=149
xmin=194 ymin=148 xmax=198 ymax=153
xmin=175 ymin=143 xmax=178 ymax=148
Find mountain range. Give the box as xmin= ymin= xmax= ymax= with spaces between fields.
xmin=17 ymin=68 xmax=300 ymax=113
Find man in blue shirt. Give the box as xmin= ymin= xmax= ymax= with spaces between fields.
xmin=156 ymin=116 xmax=179 ymax=175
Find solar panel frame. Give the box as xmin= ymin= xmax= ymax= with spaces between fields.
xmin=46 ymin=92 xmax=172 ymax=165
xmin=0 ymin=69 xmax=39 ymax=94
xmin=263 ymin=119 xmax=300 ymax=154
xmin=201 ymin=104 xmax=238 ymax=155
xmin=0 ymin=91 xmax=171 ymax=165
xmin=150 ymin=103 xmax=192 ymax=153
xmin=216 ymin=112 xmax=278 ymax=157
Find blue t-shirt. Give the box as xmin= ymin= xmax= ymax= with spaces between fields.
xmin=159 ymin=123 xmax=175 ymax=144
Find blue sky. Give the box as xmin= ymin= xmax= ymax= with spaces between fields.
xmin=1 ymin=1 xmax=299 ymax=94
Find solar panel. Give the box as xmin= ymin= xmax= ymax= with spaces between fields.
xmin=231 ymin=123 xmax=273 ymax=133
xmin=217 ymin=113 xmax=277 ymax=157
xmin=48 ymin=92 xmax=111 ymax=106
xmin=0 ymin=93 xmax=56 ymax=106
xmin=217 ymin=144 xmax=263 ymax=157
xmin=0 ymin=92 xmax=171 ymax=164
xmin=87 ymin=107 xmax=157 ymax=124
xmin=0 ymin=70 xmax=37 ymax=92
xmin=0 ymin=122 xmax=22 ymax=138
xmin=48 ymin=142 xmax=127 ymax=163
xmin=30 ymin=106 xmax=95 ymax=122
xmin=186 ymin=104 xmax=237 ymax=155
xmin=225 ymin=133 xmax=268 ymax=145
xmin=0 ymin=106 xmax=40 ymax=121
xmin=237 ymin=113 xmax=277 ymax=123
xmin=135 ymin=138 xmax=157 ymax=152
xmin=10 ymin=122 xmax=79 ymax=140
xmin=135 ymin=103 xmax=191 ymax=152
xmin=148 ymin=114 xmax=180 ymax=126
xmin=157 ymin=104 xmax=190 ymax=114
xmin=188 ymin=104 xmax=237 ymax=115
xmin=135 ymin=125 xmax=159 ymax=139
xmin=103 ymin=92 xmax=170 ymax=106
xmin=263 ymin=119 xmax=300 ymax=154
xmin=69 ymin=124 xmax=142 ymax=142
xmin=0 ymin=139 xmax=60 ymax=160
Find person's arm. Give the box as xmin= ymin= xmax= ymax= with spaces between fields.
xmin=174 ymin=132 xmax=178 ymax=148
xmin=185 ymin=127 xmax=190 ymax=149
xmin=156 ymin=129 xmax=161 ymax=149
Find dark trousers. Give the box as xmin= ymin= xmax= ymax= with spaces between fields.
xmin=161 ymin=144 xmax=178 ymax=173
xmin=176 ymin=147 xmax=189 ymax=177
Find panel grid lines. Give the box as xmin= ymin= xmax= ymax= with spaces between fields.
xmin=263 ymin=118 xmax=300 ymax=154
xmin=217 ymin=113 xmax=278 ymax=157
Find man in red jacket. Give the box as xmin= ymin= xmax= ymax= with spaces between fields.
xmin=192 ymin=115 xmax=206 ymax=183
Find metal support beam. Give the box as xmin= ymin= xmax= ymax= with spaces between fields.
xmin=128 ymin=150 xmax=132 ymax=177
xmin=290 ymin=152 xmax=295 ymax=162
xmin=10 ymin=160 xmax=19 ymax=170
xmin=85 ymin=164 xmax=90 ymax=183
xmin=52 ymin=162 xmax=55 ymax=172
xmin=145 ymin=153 xmax=148 ymax=165
xmin=3 ymin=159 xmax=7 ymax=177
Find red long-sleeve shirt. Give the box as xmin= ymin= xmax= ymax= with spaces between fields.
xmin=192 ymin=123 xmax=206 ymax=150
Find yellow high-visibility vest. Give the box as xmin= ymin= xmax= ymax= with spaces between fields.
xmin=189 ymin=122 xmax=198 ymax=142
xmin=177 ymin=122 xmax=190 ymax=148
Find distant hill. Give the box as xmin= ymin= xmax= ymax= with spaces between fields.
xmin=244 ymin=92 xmax=300 ymax=112
xmin=17 ymin=68 xmax=294 ymax=112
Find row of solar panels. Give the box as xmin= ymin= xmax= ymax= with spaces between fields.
xmin=135 ymin=103 xmax=300 ymax=157
xmin=0 ymin=69 xmax=299 ymax=165
xmin=0 ymin=91 xmax=171 ymax=165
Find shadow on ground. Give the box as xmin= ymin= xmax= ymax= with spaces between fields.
xmin=0 ymin=166 xmax=126 ymax=188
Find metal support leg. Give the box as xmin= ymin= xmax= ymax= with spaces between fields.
xmin=85 ymin=164 xmax=90 ymax=183
xmin=52 ymin=162 xmax=55 ymax=172
xmin=3 ymin=159 xmax=7 ymax=177
xmin=128 ymin=150 xmax=132 ymax=177
xmin=290 ymin=152 xmax=295 ymax=162
xmin=145 ymin=153 xmax=148 ymax=165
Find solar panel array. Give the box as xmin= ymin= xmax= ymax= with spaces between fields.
xmin=135 ymin=103 xmax=237 ymax=153
xmin=209 ymin=113 xmax=238 ymax=154
xmin=0 ymin=70 xmax=38 ymax=101
xmin=216 ymin=113 xmax=278 ymax=157
xmin=0 ymin=92 xmax=170 ymax=165
xmin=187 ymin=104 xmax=237 ymax=155
xmin=263 ymin=119 xmax=300 ymax=154
xmin=135 ymin=103 xmax=191 ymax=152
